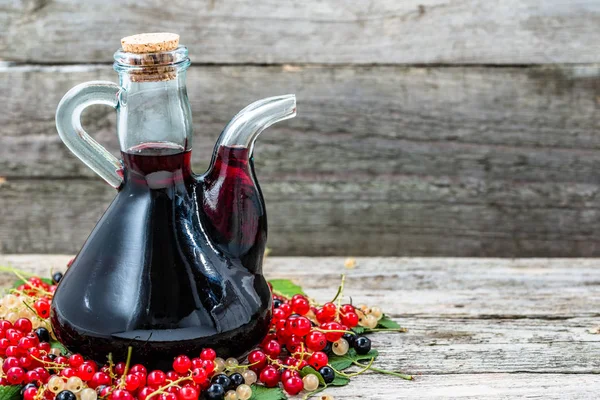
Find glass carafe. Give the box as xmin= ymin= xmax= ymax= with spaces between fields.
xmin=51 ymin=34 xmax=296 ymax=367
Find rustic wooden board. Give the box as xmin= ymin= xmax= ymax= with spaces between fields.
xmin=0 ymin=256 xmax=598 ymax=398
xmin=1 ymin=64 xmax=600 ymax=255
xmin=2 ymin=1 xmax=600 ymax=64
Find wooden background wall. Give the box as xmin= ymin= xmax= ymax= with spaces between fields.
xmin=1 ymin=0 xmax=600 ymax=256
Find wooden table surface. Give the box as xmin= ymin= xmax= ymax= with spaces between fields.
xmin=1 ymin=255 xmax=599 ymax=399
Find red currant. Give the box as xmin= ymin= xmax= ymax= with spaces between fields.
xmin=138 ymin=387 xmax=155 ymax=400
xmin=38 ymin=342 xmax=51 ymax=353
xmin=178 ymin=386 xmax=197 ymax=400
xmin=77 ymin=361 xmax=97 ymax=381
xmin=55 ymin=356 xmax=68 ymax=365
xmin=166 ymin=371 xmax=179 ymax=382
xmin=6 ymin=329 xmax=23 ymax=345
xmin=111 ymin=389 xmax=134 ymax=400
xmin=23 ymin=386 xmax=38 ymax=400
xmin=281 ymin=369 xmax=300 ymax=381
xmin=14 ymin=318 xmax=33 ymax=333
xmin=172 ymin=355 xmax=192 ymax=374
xmin=247 ymin=350 xmax=267 ymax=372
xmin=272 ymin=308 xmax=287 ymax=321
xmin=68 ymin=354 xmax=84 ymax=368
xmin=0 ymin=338 xmax=10 ymax=355
xmin=259 ymin=365 xmax=280 ymax=388
xmin=5 ymin=345 xmax=20 ymax=357
xmin=308 ymin=351 xmax=329 ymax=370
xmin=278 ymin=303 xmax=292 ymax=318
xmin=200 ymin=359 xmax=215 ymax=375
xmin=291 ymin=297 xmax=310 ymax=315
xmin=322 ymin=322 xmax=345 ymax=342
xmin=6 ymin=366 xmax=25 ymax=384
xmin=24 ymin=369 xmax=41 ymax=384
xmin=129 ymin=363 xmax=146 ymax=375
xmin=33 ymin=300 xmax=51 ymax=318
xmin=35 ymin=367 xmax=50 ymax=383
xmin=316 ymin=309 xmax=335 ymax=324
xmin=191 ymin=367 xmax=207 ymax=384
xmin=19 ymin=356 xmax=32 ymax=369
xmin=341 ymin=304 xmax=355 ymax=314
xmin=115 ymin=362 xmax=126 ymax=375
xmin=3 ymin=356 xmax=20 ymax=372
xmin=290 ymin=316 xmax=312 ymax=337
xmin=283 ymin=375 xmax=304 ymax=395
xmin=200 ymin=348 xmax=216 ymax=361
xmin=340 ymin=311 xmax=359 ymax=327
xmin=321 ymin=302 xmax=337 ymax=317
xmin=18 ymin=336 xmax=36 ymax=350
xmin=125 ymin=374 xmax=142 ymax=391
xmin=286 ymin=335 xmax=303 ymax=353
xmin=0 ymin=320 xmax=12 ymax=330
xmin=190 ymin=358 xmax=203 ymax=369
xmin=262 ymin=340 xmax=281 ymax=358
xmin=305 ymin=331 xmax=327 ymax=351
xmin=89 ymin=371 xmax=111 ymax=388
xmin=147 ymin=370 xmax=167 ymax=387
xmin=61 ymin=367 xmax=77 ymax=378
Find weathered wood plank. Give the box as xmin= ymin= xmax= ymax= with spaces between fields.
xmin=2 ymin=64 xmax=600 ymax=255
xmin=2 ymin=1 xmax=600 ymax=64
xmin=3 ymin=64 xmax=600 ymax=181
xmin=1 ymin=256 xmax=599 ymax=318
xmin=0 ymin=257 xmax=599 ymax=398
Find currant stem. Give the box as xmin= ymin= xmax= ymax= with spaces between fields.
xmin=118 ymin=346 xmax=134 ymax=388
xmin=328 ymin=357 xmax=374 ymax=378
xmin=145 ymin=375 xmax=193 ymax=400
xmin=351 ymin=360 xmax=413 ymax=380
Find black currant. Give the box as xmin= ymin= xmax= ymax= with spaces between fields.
xmin=21 ymin=383 xmax=37 ymax=395
xmin=322 ymin=341 xmax=333 ymax=355
xmin=228 ymin=372 xmax=244 ymax=389
xmin=211 ymin=374 xmax=231 ymax=389
xmin=205 ymin=383 xmax=225 ymax=400
xmin=35 ymin=327 xmax=51 ymax=343
xmin=342 ymin=332 xmax=356 ymax=347
xmin=353 ymin=336 xmax=371 ymax=355
xmin=95 ymin=386 xmax=107 ymax=395
xmin=56 ymin=391 xmax=76 ymax=400
xmin=48 ymin=354 xmax=57 ymax=360
xmin=273 ymin=299 xmax=283 ymax=308
xmin=52 ymin=272 xmax=63 ymax=284
xmin=318 ymin=366 xmax=335 ymax=384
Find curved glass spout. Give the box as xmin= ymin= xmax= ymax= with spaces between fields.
xmin=215 ymin=95 xmax=296 ymax=151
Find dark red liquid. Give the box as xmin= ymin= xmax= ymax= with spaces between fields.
xmin=51 ymin=144 xmax=271 ymax=368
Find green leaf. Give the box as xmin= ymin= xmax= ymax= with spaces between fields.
xmin=328 ymin=349 xmax=379 ymax=371
xmin=50 ymin=340 xmax=68 ymax=355
xmin=377 ymin=315 xmax=401 ymax=329
xmin=329 ymin=374 xmax=350 ymax=386
xmin=0 ymin=385 xmax=22 ymax=400
xmin=300 ymin=366 xmax=326 ymax=386
xmin=352 ymin=326 xmax=366 ymax=334
xmin=268 ymin=279 xmax=306 ymax=297
xmin=249 ymin=385 xmax=287 ymax=400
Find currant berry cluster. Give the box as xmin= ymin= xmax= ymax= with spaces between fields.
xmin=0 ymin=275 xmax=60 ymax=328
xmin=244 ymin=292 xmax=374 ymax=396
xmin=0 ymin=272 xmax=386 ymax=400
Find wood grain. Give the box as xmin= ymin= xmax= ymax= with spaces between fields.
xmin=0 ymin=256 xmax=598 ymax=398
xmin=1 ymin=64 xmax=600 ymax=255
xmin=2 ymin=1 xmax=600 ymax=64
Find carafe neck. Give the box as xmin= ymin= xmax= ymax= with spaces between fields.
xmin=113 ymin=47 xmax=193 ymax=154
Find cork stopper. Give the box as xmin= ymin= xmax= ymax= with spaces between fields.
xmin=121 ymin=33 xmax=180 ymax=54
xmin=117 ymin=33 xmax=185 ymax=82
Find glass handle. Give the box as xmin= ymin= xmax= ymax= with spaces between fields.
xmin=55 ymin=81 xmax=124 ymax=189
